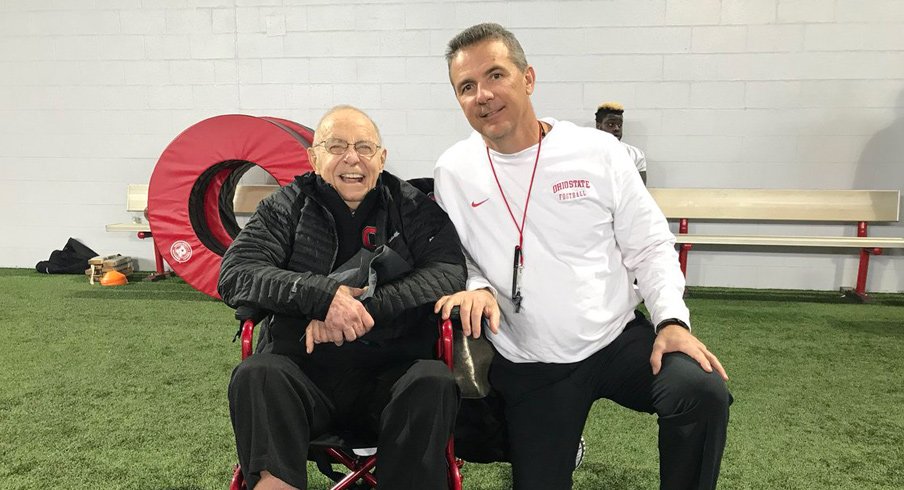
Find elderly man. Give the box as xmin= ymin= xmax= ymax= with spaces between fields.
xmin=220 ymin=105 xmax=465 ymax=489
xmin=433 ymin=23 xmax=731 ymax=490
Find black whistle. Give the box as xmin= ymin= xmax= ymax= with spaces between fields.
xmin=512 ymin=245 xmax=522 ymax=313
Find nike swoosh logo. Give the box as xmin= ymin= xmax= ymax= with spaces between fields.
xmin=471 ymin=198 xmax=489 ymax=208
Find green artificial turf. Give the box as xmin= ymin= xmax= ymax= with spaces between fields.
xmin=0 ymin=268 xmax=901 ymax=489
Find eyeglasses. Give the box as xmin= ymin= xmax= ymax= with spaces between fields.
xmin=313 ymin=138 xmax=381 ymax=158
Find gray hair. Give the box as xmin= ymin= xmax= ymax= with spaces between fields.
xmin=314 ymin=104 xmax=382 ymax=144
xmin=445 ymin=22 xmax=528 ymax=72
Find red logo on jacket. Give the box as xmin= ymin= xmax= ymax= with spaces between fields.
xmin=362 ymin=226 xmax=377 ymax=249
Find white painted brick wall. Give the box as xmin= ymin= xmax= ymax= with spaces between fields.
xmin=837 ymin=0 xmax=904 ymax=22
xmin=635 ymin=82 xmax=691 ymax=109
xmin=805 ymin=24 xmax=904 ymax=51
xmin=692 ymin=26 xmax=747 ymax=53
xmin=1 ymin=1 xmax=902 ymax=293
xmin=689 ymin=82 xmax=745 ymax=108
xmin=721 ymin=0 xmax=777 ymax=25
xmin=777 ymin=0 xmax=835 ymax=24
xmin=666 ymin=0 xmax=721 ymax=26
xmin=747 ymin=24 xmax=804 ymax=52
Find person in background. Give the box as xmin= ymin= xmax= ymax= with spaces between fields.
xmin=433 ymin=23 xmax=730 ymax=490
xmin=596 ymin=101 xmax=648 ymax=185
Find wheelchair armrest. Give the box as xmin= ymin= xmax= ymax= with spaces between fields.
xmin=437 ymin=306 xmax=494 ymax=400
xmin=233 ymin=306 xmax=270 ymax=360
xmin=235 ymin=305 xmax=268 ymax=324
xmin=436 ymin=306 xmax=488 ymax=368
xmin=438 ymin=314 xmax=454 ymax=370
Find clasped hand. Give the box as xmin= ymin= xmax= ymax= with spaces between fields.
xmin=305 ymin=285 xmax=373 ymax=353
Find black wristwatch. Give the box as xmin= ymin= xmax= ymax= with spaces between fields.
xmin=655 ymin=318 xmax=690 ymax=335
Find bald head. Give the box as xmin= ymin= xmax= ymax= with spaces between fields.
xmin=314 ymin=105 xmax=382 ymax=145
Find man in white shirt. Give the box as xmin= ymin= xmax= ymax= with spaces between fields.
xmin=433 ymin=23 xmax=730 ymax=490
xmin=596 ymin=101 xmax=648 ymax=184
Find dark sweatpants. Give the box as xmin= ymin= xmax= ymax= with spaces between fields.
xmin=228 ymin=352 xmax=459 ymax=489
xmin=491 ymin=312 xmax=731 ymax=490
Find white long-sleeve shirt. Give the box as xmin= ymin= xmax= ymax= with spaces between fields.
xmin=434 ymin=119 xmax=689 ymax=363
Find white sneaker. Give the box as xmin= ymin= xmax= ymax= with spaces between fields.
xmin=575 ymin=436 xmax=587 ymax=470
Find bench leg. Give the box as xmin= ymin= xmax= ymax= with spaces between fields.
xmin=841 ymin=222 xmax=882 ymax=303
xmin=677 ymin=218 xmax=691 ymax=297
xmin=679 ymin=244 xmax=692 ymax=277
xmin=842 ymin=247 xmax=883 ymax=302
xmin=137 ymin=231 xmax=172 ymax=281
xmin=678 ymin=243 xmax=692 ymax=298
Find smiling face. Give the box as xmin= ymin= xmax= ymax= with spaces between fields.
xmin=307 ymin=108 xmax=386 ymax=210
xmin=448 ymin=39 xmax=538 ymax=154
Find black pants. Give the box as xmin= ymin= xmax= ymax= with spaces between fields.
xmin=228 ymin=352 xmax=459 ymax=489
xmin=490 ymin=313 xmax=731 ymax=490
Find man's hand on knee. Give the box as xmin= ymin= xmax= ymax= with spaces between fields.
xmin=651 ymin=325 xmax=729 ymax=381
xmin=434 ymin=289 xmax=500 ymax=338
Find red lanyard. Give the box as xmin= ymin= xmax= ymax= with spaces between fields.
xmin=486 ymin=121 xmax=544 ymax=266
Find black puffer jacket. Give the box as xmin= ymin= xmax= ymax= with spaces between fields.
xmin=218 ymin=171 xmax=466 ymax=353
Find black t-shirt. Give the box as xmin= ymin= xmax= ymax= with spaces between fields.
xmin=314 ymin=177 xmax=381 ymax=269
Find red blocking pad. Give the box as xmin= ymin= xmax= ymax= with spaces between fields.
xmin=261 ymin=116 xmax=316 ymax=146
xmin=148 ymin=114 xmax=314 ymax=298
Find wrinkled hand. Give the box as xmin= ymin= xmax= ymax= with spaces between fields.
xmin=434 ymin=289 xmax=500 ymax=339
xmin=305 ymin=319 xmax=344 ymax=353
xmin=322 ymin=285 xmax=374 ymax=344
xmin=651 ymin=324 xmax=728 ymax=381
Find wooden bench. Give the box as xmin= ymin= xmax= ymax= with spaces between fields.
xmin=648 ymin=188 xmax=904 ymax=301
xmin=110 ymin=184 xmax=902 ymax=298
xmin=106 ymin=184 xmax=280 ymax=278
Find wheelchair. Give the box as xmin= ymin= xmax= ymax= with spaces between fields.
xmin=227 ymin=306 xmax=464 ymax=490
